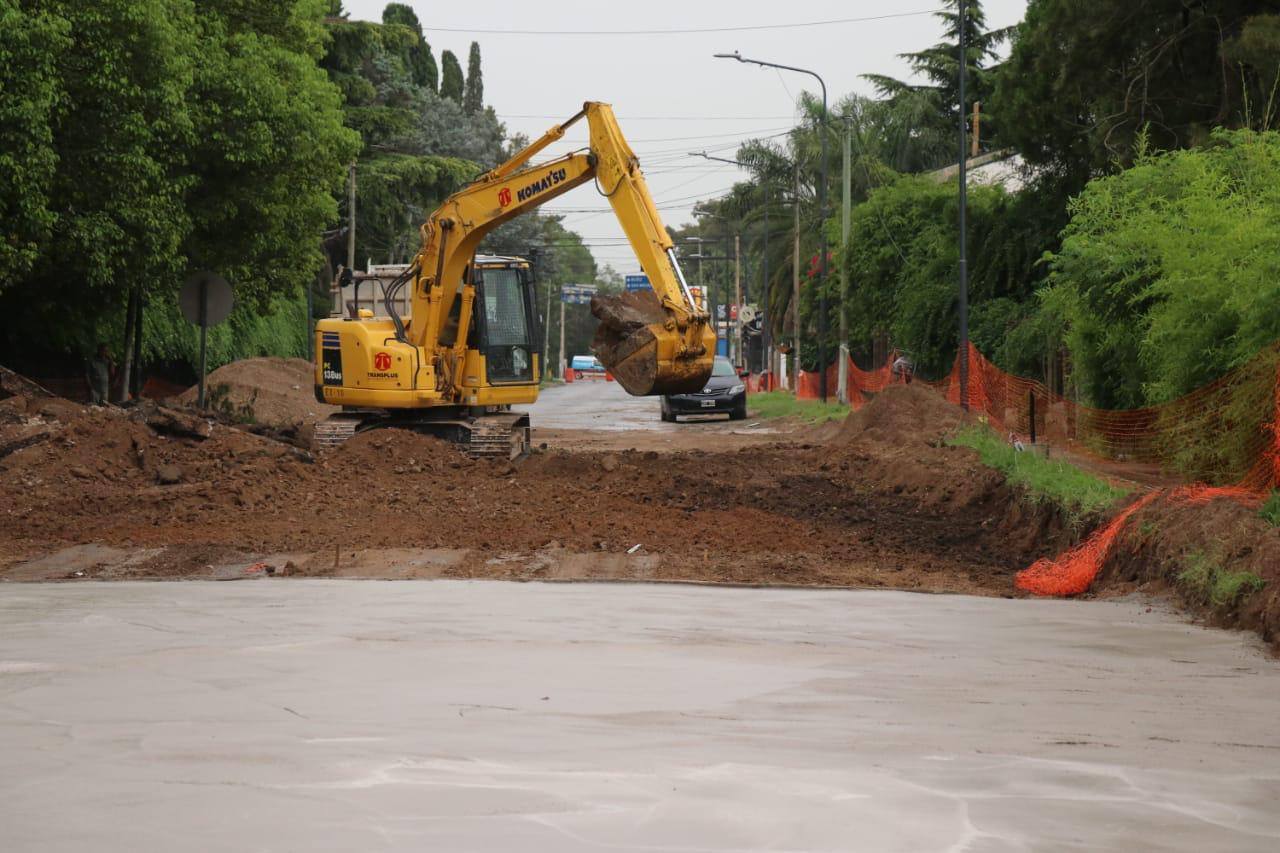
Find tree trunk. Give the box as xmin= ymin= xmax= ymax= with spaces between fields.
xmin=117 ymin=288 xmax=138 ymax=403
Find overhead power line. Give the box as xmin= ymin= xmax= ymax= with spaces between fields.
xmin=426 ymin=9 xmax=942 ymax=36
xmin=498 ymin=114 xmax=798 ymax=121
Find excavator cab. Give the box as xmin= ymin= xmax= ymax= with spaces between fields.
xmin=469 ymin=257 xmax=539 ymax=386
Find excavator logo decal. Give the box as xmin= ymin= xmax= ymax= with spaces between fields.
xmin=374 ymin=352 xmax=392 ymax=371
xmin=516 ymin=168 xmax=568 ymax=203
xmin=497 ymin=188 xmax=512 ymax=207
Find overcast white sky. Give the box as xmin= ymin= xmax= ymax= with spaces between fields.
xmin=344 ymin=0 xmax=1029 ymax=271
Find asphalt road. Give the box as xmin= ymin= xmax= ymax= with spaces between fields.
xmin=3 ymin=581 xmax=1278 ymax=851
xmin=522 ymin=378 xmax=713 ymax=431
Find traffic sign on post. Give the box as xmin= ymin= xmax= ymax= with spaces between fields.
xmin=180 ymin=271 xmax=233 ymax=410
xmin=560 ymin=283 xmax=597 ymax=305
xmin=624 ymin=274 xmax=651 ymax=292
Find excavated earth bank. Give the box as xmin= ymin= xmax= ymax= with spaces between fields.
xmin=2 ymin=381 xmax=1080 ymax=592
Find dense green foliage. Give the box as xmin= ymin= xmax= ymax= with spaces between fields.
xmin=380 ymin=3 xmax=437 ymax=91
xmin=830 ymin=175 xmax=1059 ymax=376
xmin=0 ymin=0 xmax=359 ymax=371
xmin=1043 ymin=130 xmax=1280 ymax=407
xmin=320 ymin=11 xmax=507 ymax=266
xmin=993 ymin=2 xmax=1280 ymax=194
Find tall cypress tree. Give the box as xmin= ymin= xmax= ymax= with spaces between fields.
xmin=382 ymin=3 xmax=437 ymax=92
xmin=463 ymin=41 xmax=483 ymax=114
xmin=862 ymin=0 xmax=1010 ymax=168
xmin=440 ymin=49 xmax=464 ymax=103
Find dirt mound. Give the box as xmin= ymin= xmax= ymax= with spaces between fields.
xmin=178 ymin=357 xmax=335 ymax=426
xmin=332 ymin=427 xmax=474 ymax=471
xmin=1095 ymin=494 xmax=1280 ymax=649
xmin=835 ymin=383 xmax=964 ymax=447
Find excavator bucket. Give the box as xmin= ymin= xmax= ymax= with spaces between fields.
xmin=590 ymin=291 xmax=714 ymax=396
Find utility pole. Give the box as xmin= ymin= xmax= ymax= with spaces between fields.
xmin=762 ymin=184 xmax=772 ymax=384
xmin=558 ymin=297 xmax=566 ymax=380
xmin=543 ymin=280 xmax=553 ymax=379
xmin=346 ymin=163 xmax=357 ymax=272
xmin=734 ymin=233 xmax=742 ymax=370
xmin=957 ymin=0 xmax=970 ymax=410
xmin=792 ymin=163 xmax=801 ymax=391
xmin=838 ymin=117 xmax=852 ymax=404
xmin=972 ymin=102 xmax=982 ymax=158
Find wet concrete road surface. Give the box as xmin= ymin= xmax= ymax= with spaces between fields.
xmin=524 ymin=378 xmax=723 ymax=431
xmin=2 ymin=581 xmax=1279 ymax=851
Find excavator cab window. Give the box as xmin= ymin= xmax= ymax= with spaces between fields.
xmin=473 ymin=265 xmax=536 ymax=384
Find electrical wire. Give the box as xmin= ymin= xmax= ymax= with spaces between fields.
xmin=425 ymin=9 xmax=943 ymax=36
xmin=498 ymin=114 xmax=799 ymax=121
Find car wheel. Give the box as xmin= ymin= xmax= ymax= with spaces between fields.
xmin=730 ymin=400 xmax=747 ymax=420
xmin=660 ymin=401 xmax=673 ymax=422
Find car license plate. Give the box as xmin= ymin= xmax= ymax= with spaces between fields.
xmin=701 ymin=399 xmax=716 ymax=408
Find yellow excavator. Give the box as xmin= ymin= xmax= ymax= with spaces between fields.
xmin=313 ymin=101 xmax=716 ymax=457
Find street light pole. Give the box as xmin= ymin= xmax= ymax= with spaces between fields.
xmin=957 ymin=0 xmax=971 ymax=411
xmin=715 ymin=51 xmax=829 ymax=402
xmin=692 ymin=150 xmax=769 ymax=375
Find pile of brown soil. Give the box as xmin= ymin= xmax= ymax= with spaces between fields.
xmin=835 ymin=383 xmax=964 ymax=446
xmin=1097 ymin=494 xmax=1280 ymax=648
xmin=177 ymin=357 xmax=335 ymax=427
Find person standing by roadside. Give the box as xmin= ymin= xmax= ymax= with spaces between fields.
xmin=892 ymin=354 xmax=914 ymax=385
xmin=86 ymin=343 xmax=114 ymax=404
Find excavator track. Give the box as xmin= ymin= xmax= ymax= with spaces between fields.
xmin=313 ymin=411 xmax=530 ymax=460
xmin=312 ymin=414 xmax=362 ymax=450
xmin=466 ymin=412 xmax=531 ymax=460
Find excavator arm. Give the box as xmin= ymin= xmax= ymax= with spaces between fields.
xmin=406 ymin=102 xmax=714 ymax=397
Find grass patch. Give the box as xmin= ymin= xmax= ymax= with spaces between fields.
xmin=1259 ymin=490 xmax=1280 ymax=527
xmin=948 ymin=425 xmax=1129 ymax=522
xmin=1177 ymin=551 xmax=1266 ymax=608
xmin=749 ymin=391 xmax=850 ymax=424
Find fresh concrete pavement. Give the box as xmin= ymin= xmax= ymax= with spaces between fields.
xmin=2 ymin=581 xmax=1278 ymax=851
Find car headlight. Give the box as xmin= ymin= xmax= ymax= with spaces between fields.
xmin=729 ymin=384 xmax=745 ymax=395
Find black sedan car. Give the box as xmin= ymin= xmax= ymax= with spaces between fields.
xmin=660 ymin=356 xmax=747 ymax=421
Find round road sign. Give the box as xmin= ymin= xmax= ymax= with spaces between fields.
xmin=179 ymin=271 xmax=233 ymax=327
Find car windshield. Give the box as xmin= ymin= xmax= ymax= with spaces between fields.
xmin=711 ymin=358 xmax=736 ymax=377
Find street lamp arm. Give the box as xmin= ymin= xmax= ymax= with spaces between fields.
xmin=713 ymin=52 xmax=827 ymax=111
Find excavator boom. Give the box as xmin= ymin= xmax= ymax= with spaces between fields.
xmin=408 ymin=102 xmax=714 ymax=396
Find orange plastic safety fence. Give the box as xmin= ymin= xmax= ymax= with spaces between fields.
xmin=1015 ymin=491 xmax=1162 ymax=596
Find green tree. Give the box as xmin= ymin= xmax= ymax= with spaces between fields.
xmin=464 ymin=41 xmax=483 ymax=114
xmin=440 ymin=49 xmax=464 ymax=103
xmin=993 ymin=1 xmax=1280 ymax=194
xmin=0 ymin=0 xmax=359 ymax=375
xmin=381 ymin=2 xmax=437 ymax=92
xmin=1043 ymin=129 xmax=1280 ymax=408
xmin=864 ymin=0 xmax=1011 ymax=170
xmin=186 ymin=0 xmax=361 ymax=306
xmin=0 ymin=2 xmax=68 ymax=282
xmin=3 ymin=0 xmax=199 ymax=360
